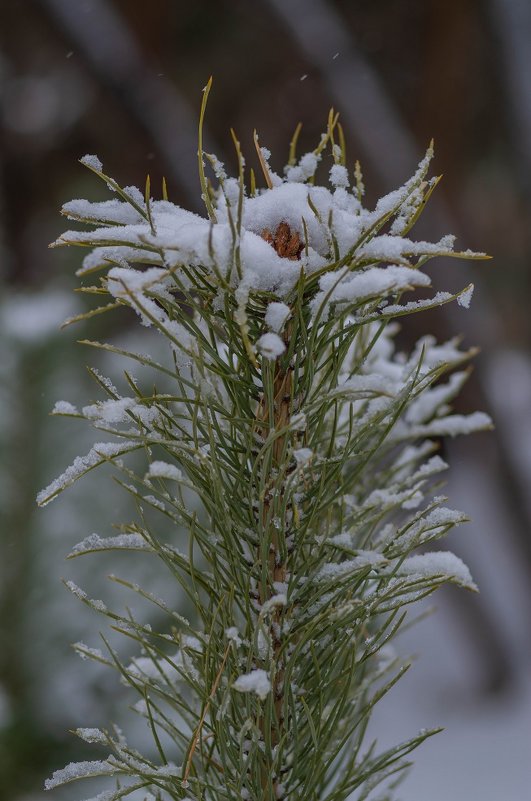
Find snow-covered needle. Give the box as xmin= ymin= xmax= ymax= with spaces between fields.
xmin=40 ymin=107 xmax=491 ymax=801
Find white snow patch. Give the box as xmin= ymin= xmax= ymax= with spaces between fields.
xmin=69 ymin=532 xmax=149 ymax=557
xmin=257 ymin=332 xmax=286 ymax=359
xmin=63 ymin=197 xmax=144 ymax=225
xmin=65 ymin=580 xmax=107 ymax=612
xmin=285 ymin=152 xmax=319 ymax=182
xmin=74 ymin=727 xmax=107 ymax=744
xmin=381 ymin=291 xmax=454 ymax=317
xmin=330 ymin=164 xmax=349 ymax=188
xmin=73 ymin=642 xmax=105 ymax=661
xmin=147 ymin=461 xmax=183 ymax=481
xmin=312 ymin=265 xmax=431 ymax=320
xmin=457 ymin=284 xmax=474 ymax=308
xmin=52 ymin=400 xmax=79 ymax=415
xmin=37 ymin=440 xmax=138 ymax=506
xmin=299 ymin=152 xmax=319 ymax=178
xmin=154 ymin=762 xmax=182 ymax=777
xmin=408 ymin=412 xmax=493 ymax=439
xmin=260 ymin=593 xmax=287 ymax=615
xmin=80 ymin=154 xmax=103 ymax=172
xmin=317 ymin=551 xmax=386 ymax=579
xmin=225 ymin=627 xmax=242 ymax=646
xmin=107 ymin=266 xmax=168 ymax=299
xmin=293 ymin=448 xmax=313 ymax=466
xmin=82 ymin=397 xmax=135 ymax=424
xmin=397 ymin=550 xmax=477 ymax=590
xmin=337 ymin=374 xmax=397 ymax=398
xmin=265 ymin=302 xmax=291 ymax=333
xmin=45 ymin=759 xmax=116 ymax=789
xmin=233 ymin=669 xmax=271 ymax=700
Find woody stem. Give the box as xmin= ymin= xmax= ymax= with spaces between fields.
xmin=256 ymin=327 xmax=293 ymax=800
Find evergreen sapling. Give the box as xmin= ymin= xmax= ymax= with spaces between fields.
xmin=39 ymin=84 xmax=492 ymax=801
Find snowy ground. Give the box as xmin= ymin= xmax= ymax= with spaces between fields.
xmin=403 ymin=684 xmax=531 ymax=801
xmin=372 ymin=610 xmax=531 ymax=801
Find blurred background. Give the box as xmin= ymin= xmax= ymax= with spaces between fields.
xmin=1 ymin=0 xmax=531 ymax=799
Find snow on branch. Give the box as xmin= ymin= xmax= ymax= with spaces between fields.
xmin=40 ymin=116 xmax=491 ymax=801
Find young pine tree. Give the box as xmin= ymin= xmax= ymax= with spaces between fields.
xmin=39 ymin=88 xmax=491 ymax=801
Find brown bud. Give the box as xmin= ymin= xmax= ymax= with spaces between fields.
xmin=260 ymin=222 xmax=303 ymax=261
